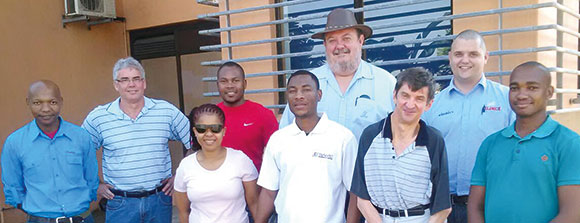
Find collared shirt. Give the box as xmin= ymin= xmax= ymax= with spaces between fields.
xmin=471 ymin=116 xmax=580 ymax=222
xmin=351 ymin=114 xmax=451 ymax=215
xmin=258 ymin=113 xmax=358 ymax=223
xmin=422 ymin=75 xmax=514 ymax=195
xmin=279 ymin=59 xmax=397 ymax=141
xmin=82 ymin=97 xmax=190 ymax=191
xmin=1 ymin=118 xmax=98 ymax=218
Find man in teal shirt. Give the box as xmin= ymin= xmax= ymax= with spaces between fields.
xmin=468 ymin=62 xmax=580 ymax=222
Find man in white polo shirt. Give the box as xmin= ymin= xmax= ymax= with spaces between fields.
xmin=255 ymin=70 xmax=358 ymax=223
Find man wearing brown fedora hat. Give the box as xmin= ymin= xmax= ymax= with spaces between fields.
xmin=280 ymin=8 xmax=396 ymax=142
xmin=279 ymin=7 xmax=397 ymax=223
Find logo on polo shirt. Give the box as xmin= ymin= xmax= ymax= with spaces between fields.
xmin=312 ymin=152 xmax=334 ymax=160
xmin=481 ymin=102 xmax=502 ymax=114
xmin=541 ymin=155 xmax=549 ymax=162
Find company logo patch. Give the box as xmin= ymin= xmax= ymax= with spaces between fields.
xmin=438 ymin=111 xmax=453 ymax=117
xmin=541 ymin=155 xmax=549 ymax=162
xmin=481 ymin=102 xmax=502 ymax=114
xmin=312 ymin=152 xmax=333 ymax=160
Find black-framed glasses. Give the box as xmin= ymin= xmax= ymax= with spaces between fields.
xmin=194 ymin=124 xmax=223 ymax=134
xmin=115 ymin=77 xmax=144 ymax=84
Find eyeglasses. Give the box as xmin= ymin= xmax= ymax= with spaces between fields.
xmin=194 ymin=124 xmax=223 ymax=134
xmin=115 ymin=77 xmax=144 ymax=85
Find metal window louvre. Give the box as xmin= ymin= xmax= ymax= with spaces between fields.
xmin=199 ymin=0 xmax=580 ymax=112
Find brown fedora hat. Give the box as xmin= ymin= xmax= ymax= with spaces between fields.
xmin=312 ymin=8 xmax=372 ymax=40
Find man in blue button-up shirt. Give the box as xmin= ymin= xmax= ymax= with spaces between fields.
xmin=279 ymin=8 xmax=397 ymax=141
xmin=422 ymin=30 xmax=515 ymax=223
xmin=1 ymin=80 xmax=98 ymax=222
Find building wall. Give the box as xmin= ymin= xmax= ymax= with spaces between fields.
xmin=0 ymin=0 xmax=219 ymax=222
xmin=0 ymin=1 xmax=127 ymax=222
xmin=1 ymin=0 xmax=579 ymax=222
xmin=122 ymin=0 xmax=218 ymax=30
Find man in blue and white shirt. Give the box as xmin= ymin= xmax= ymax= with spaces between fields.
xmin=422 ymin=29 xmax=514 ymax=223
xmin=82 ymin=57 xmax=191 ymax=223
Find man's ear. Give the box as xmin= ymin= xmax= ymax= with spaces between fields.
xmin=483 ymin=51 xmax=489 ymax=65
xmin=546 ymin=85 xmax=554 ymax=99
xmin=392 ymin=89 xmax=398 ymax=105
xmin=358 ymin=33 xmax=365 ymax=45
xmin=424 ymin=99 xmax=434 ymax=112
xmin=317 ymin=89 xmax=322 ymax=102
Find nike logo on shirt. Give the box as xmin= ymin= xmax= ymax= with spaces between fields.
xmin=243 ymin=123 xmax=254 ymax=127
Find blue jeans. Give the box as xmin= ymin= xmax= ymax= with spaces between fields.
xmin=27 ymin=214 xmax=95 ymax=223
xmin=448 ymin=202 xmax=467 ymax=223
xmin=105 ymin=192 xmax=172 ymax=223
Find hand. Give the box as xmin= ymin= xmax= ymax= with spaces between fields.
xmin=161 ymin=176 xmax=175 ymax=196
xmin=97 ymin=183 xmax=115 ymax=200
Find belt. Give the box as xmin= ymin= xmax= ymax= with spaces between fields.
xmin=451 ymin=194 xmax=469 ymax=204
xmin=110 ymin=185 xmax=164 ymax=198
xmin=374 ymin=204 xmax=430 ymax=217
xmin=27 ymin=215 xmax=85 ymax=223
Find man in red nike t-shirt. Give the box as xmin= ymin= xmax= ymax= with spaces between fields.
xmin=216 ymin=61 xmax=278 ymax=172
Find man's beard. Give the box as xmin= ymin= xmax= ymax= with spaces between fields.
xmin=328 ymin=48 xmax=361 ymax=75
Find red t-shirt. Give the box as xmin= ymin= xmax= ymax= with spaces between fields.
xmin=43 ymin=129 xmax=58 ymax=139
xmin=218 ymin=100 xmax=279 ymax=172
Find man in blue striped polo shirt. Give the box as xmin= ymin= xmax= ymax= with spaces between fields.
xmin=352 ymin=68 xmax=451 ymax=223
xmin=82 ymin=57 xmax=191 ymax=223
xmin=422 ymin=29 xmax=515 ymax=223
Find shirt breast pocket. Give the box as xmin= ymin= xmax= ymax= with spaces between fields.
xmin=353 ymin=98 xmax=381 ymax=128
xmin=310 ymin=150 xmax=341 ymax=180
xmin=478 ymin=111 xmax=509 ymax=136
xmin=65 ymin=152 xmax=84 ymax=181
xmin=22 ymin=158 xmax=49 ymax=184
xmin=67 ymin=153 xmax=83 ymax=164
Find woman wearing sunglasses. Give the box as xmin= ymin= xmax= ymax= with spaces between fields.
xmin=174 ymin=104 xmax=258 ymax=223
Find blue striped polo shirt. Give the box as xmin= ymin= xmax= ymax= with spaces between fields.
xmin=82 ymin=97 xmax=191 ymax=191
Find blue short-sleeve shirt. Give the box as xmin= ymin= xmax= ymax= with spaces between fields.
xmin=423 ymin=76 xmax=514 ymax=195
xmin=279 ymin=60 xmax=397 ymax=141
xmin=82 ymin=97 xmax=191 ymax=191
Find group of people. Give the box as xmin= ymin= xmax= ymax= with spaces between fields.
xmin=2 ymin=7 xmax=580 ymax=223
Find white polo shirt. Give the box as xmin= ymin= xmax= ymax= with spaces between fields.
xmin=257 ymin=113 xmax=357 ymax=223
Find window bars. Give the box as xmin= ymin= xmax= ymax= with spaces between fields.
xmin=198 ymin=0 xmax=580 ymax=113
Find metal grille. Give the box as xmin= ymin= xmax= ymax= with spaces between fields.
xmin=198 ymin=0 xmax=580 ymax=113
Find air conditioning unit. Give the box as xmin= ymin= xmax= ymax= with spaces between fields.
xmin=65 ymin=0 xmax=116 ymax=18
xmin=197 ymin=0 xmax=218 ymax=7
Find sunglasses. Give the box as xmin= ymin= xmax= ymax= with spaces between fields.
xmin=194 ymin=124 xmax=223 ymax=134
